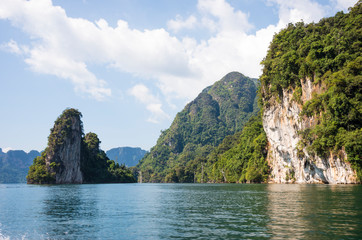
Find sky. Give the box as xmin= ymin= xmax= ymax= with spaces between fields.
xmin=0 ymin=0 xmax=357 ymax=153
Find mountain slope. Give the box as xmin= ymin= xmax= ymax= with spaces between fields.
xmin=106 ymin=147 xmax=147 ymax=167
xmin=137 ymin=72 xmax=259 ymax=182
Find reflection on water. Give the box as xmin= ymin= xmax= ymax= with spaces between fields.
xmin=0 ymin=183 xmax=361 ymax=239
xmin=266 ymin=184 xmax=362 ymax=239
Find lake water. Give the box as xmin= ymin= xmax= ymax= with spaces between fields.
xmin=0 ymin=183 xmax=361 ymax=239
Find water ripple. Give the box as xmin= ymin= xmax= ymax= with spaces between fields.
xmin=0 ymin=183 xmax=361 ymax=239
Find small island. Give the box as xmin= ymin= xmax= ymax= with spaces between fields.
xmin=27 ymin=108 xmax=136 ymax=184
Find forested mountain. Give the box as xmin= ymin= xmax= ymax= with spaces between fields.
xmin=106 ymin=147 xmax=147 ymax=167
xmin=137 ymin=72 xmax=259 ymax=182
xmin=0 ymin=148 xmax=40 ymax=183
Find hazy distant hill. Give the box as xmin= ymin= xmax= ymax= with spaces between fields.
xmin=106 ymin=147 xmax=147 ymax=167
xmin=0 ymin=148 xmax=40 ymax=183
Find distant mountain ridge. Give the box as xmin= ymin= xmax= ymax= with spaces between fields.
xmin=106 ymin=147 xmax=147 ymax=167
xmin=0 ymin=148 xmax=41 ymax=183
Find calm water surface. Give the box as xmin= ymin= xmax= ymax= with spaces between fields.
xmin=0 ymin=183 xmax=361 ymax=239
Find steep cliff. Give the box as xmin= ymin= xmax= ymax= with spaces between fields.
xmin=260 ymin=2 xmax=361 ymax=183
xmin=45 ymin=109 xmax=83 ymax=183
xmin=27 ymin=109 xmax=83 ymax=184
xmin=263 ymin=79 xmax=357 ymax=183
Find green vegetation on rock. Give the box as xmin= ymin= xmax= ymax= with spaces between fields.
xmin=260 ymin=2 xmax=362 ymax=180
xmin=27 ymin=152 xmax=57 ymax=184
xmin=47 ymin=108 xmax=83 ymax=156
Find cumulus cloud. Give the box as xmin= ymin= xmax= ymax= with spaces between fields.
xmin=129 ymin=84 xmax=169 ymax=123
xmin=268 ymin=0 xmax=326 ymax=25
xmin=197 ymin=0 xmax=253 ymax=33
xmin=0 ymin=0 xmax=111 ymax=100
xmin=0 ymin=0 xmax=357 ymax=120
xmin=168 ymin=0 xmax=253 ymax=34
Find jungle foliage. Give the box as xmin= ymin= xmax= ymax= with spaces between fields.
xmin=27 ymin=152 xmax=57 ymax=184
xmin=206 ymin=114 xmax=269 ymax=183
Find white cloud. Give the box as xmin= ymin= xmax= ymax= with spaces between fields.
xmin=268 ymin=0 xmax=326 ymax=25
xmin=129 ymin=84 xmax=169 ymax=123
xmin=168 ymin=0 xmax=253 ymax=34
xmin=197 ymin=0 xmax=253 ymax=33
xmin=1 ymin=40 xmax=22 ymax=55
xmin=334 ymin=0 xmax=358 ymax=10
xmin=25 ymin=47 xmax=111 ymax=100
xmin=0 ymin=0 xmax=112 ymax=100
xmin=0 ymin=0 xmax=348 ymax=117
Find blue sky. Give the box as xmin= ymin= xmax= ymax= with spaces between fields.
xmin=0 ymin=0 xmax=357 ymax=152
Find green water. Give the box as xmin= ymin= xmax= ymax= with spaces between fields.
xmin=0 ymin=183 xmax=361 ymax=239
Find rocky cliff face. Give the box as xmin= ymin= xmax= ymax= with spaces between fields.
xmin=263 ymin=78 xmax=357 ymax=183
xmin=45 ymin=110 xmax=83 ymax=184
